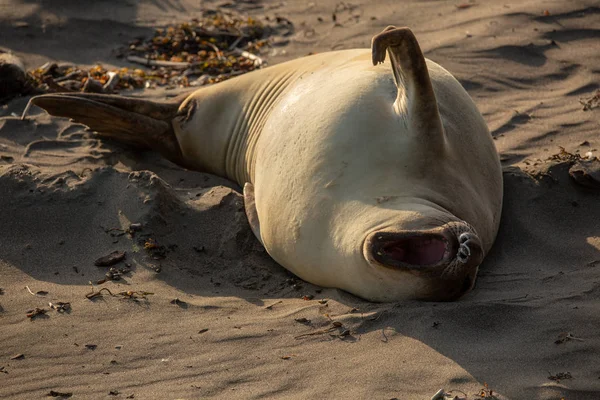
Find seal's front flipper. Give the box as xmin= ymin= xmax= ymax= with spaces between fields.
xmin=371 ymin=27 xmax=445 ymax=154
xmin=243 ymin=182 xmax=263 ymax=246
xmin=27 ymin=93 xmax=187 ymax=167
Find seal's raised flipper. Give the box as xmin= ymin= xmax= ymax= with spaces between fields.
xmin=371 ymin=27 xmax=445 ymax=153
xmin=27 ymin=93 xmax=187 ymax=167
xmin=243 ymin=182 xmax=263 ymax=246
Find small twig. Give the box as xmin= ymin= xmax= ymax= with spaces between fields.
xmin=430 ymin=389 xmax=447 ymax=400
xmin=86 ymin=286 xmax=115 ymax=299
xmin=102 ymin=227 xmax=125 ymax=233
xmin=25 ymin=286 xmax=47 ymax=296
xmin=230 ymin=48 xmax=263 ymax=67
xmin=126 ymin=56 xmax=191 ymax=69
xmin=295 ymin=320 xmax=345 ymax=339
xmin=227 ymin=36 xmax=245 ymax=51
xmin=21 ymin=98 xmax=36 ymax=120
xmin=54 ymin=70 xmax=83 ymax=82
xmin=381 ymin=327 xmax=390 ymax=342
xmin=102 ymin=71 xmax=120 ymax=93
xmin=555 ymin=332 xmax=585 ymax=344
xmin=205 ymin=42 xmax=224 ymax=61
xmin=367 ymin=310 xmax=386 ymax=321
xmin=264 ymin=300 xmax=282 ymax=309
xmin=294 ymin=326 xmax=338 ymax=339
xmin=118 ymin=290 xmax=153 ymax=299
xmin=43 ymin=76 xmax=75 ymax=93
xmin=85 ymin=283 xmax=152 ymax=300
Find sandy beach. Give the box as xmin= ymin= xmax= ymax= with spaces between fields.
xmin=1 ymin=0 xmax=599 ymax=399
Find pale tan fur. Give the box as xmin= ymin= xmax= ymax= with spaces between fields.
xmin=173 ymin=49 xmax=502 ymax=301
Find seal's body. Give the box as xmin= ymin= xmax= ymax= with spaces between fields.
xmin=30 ymin=28 xmax=503 ymax=301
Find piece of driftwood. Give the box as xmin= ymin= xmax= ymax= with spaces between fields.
xmin=126 ymin=56 xmax=191 ymax=69
xmin=0 ymin=52 xmax=34 ymax=101
xmin=102 ymin=72 xmax=120 ymax=93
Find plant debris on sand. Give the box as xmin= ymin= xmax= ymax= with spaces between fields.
xmin=25 ymin=9 xmax=292 ymax=95
xmin=580 ymin=89 xmax=600 ymax=111
xmin=523 ymin=147 xmax=600 ymax=190
xmin=548 ymin=371 xmax=573 ymax=382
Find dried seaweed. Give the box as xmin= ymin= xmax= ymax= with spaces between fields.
xmin=104 ymin=266 xmax=131 ymax=281
xmin=85 ymin=283 xmax=153 ymax=301
xmin=143 ymin=238 xmax=167 ymax=259
xmin=580 ymin=89 xmax=600 ymax=111
xmin=49 ymin=302 xmax=71 ymax=313
xmin=46 ymin=391 xmax=73 ymax=398
xmin=544 ymin=147 xmax=600 ymax=189
xmin=476 ymin=383 xmax=500 ymax=400
xmin=26 ymin=307 xmax=48 ymax=319
xmin=548 ymin=371 xmax=573 ymax=382
xmin=27 ymin=10 xmax=292 ymax=93
xmin=547 ymin=146 xmax=587 ymax=163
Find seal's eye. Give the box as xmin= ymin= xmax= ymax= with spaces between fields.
xmin=382 ymin=236 xmax=447 ymax=266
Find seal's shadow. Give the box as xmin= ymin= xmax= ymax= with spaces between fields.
xmin=340 ymin=163 xmax=600 ymax=400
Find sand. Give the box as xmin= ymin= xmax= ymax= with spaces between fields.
xmin=1 ymin=0 xmax=600 ymax=399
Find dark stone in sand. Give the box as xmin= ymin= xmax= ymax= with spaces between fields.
xmin=0 ymin=52 xmax=32 ymax=102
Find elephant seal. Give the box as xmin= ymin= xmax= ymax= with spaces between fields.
xmin=27 ymin=27 xmax=503 ymax=302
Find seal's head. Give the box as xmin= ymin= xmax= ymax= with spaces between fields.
xmin=363 ymin=220 xmax=483 ymax=301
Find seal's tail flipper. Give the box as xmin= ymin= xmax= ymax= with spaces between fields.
xmin=371 ymin=27 xmax=445 ymax=152
xmin=25 ymin=93 xmax=186 ymax=166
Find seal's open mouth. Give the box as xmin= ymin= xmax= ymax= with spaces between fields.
xmin=381 ymin=236 xmax=448 ymax=266
xmin=366 ymin=231 xmax=454 ymax=271
xmin=364 ymin=223 xmax=484 ymax=300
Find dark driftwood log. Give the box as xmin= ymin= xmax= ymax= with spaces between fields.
xmin=0 ymin=52 xmax=32 ymax=101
